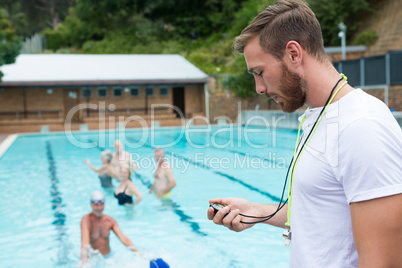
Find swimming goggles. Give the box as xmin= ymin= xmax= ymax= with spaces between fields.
xmin=91 ymin=199 xmax=105 ymax=205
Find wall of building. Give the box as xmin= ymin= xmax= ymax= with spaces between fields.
xmin=0 ymin=87 xmax=64 ymax=119
xmin=147 ymin=85 xmax=173 ymax=111
xmin=77 ymin=85 xmax=174 ymax=113
xmin=0 ymin=88 xmax=24 ymax=112
xmin=26 ymin=88 xmax=64 ymax=111
xmin=184 ymin=84 xmax=205 ymax=118
xmin=0 ymin=83 xmax=207 ymax=133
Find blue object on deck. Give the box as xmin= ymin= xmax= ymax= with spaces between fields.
xmin=150 ymin=258 xmax=169 ymax=268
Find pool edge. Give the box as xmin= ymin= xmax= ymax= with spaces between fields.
xmin=0 ymin=134 xmax=19 ymax=158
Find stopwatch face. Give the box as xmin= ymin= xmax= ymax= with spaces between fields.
xmin=210 ymin=203 xmax=227 ymax=212
xmin=210 ymin=203 xmax=230 ymax=217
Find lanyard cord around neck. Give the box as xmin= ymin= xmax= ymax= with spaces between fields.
xmin=285 ymin=74 xmax=348 ymax=228
xmin=239 ymin=74 xmax=348 ymax=225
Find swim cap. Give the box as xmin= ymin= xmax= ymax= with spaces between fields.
xmin=90 ymin=191 xmax=105 ymax=202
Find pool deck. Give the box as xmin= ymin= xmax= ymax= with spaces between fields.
xmin=0 ymin=134 xmax=18 ymax=158
xmin=0 ymin=134 xmax=9 ymax=144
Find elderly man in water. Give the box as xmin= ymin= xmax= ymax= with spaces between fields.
xmin=149 ymin=147 xmax=176 ymax=198
xmin=81 ymin=191 xmax=138 ymax=261
xmin=111 ymin=140 xmax=138 ymax=180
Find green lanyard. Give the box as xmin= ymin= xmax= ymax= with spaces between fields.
xmin=285 ymin=75 xmax=348 ymax=228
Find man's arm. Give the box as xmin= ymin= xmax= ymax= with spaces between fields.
xmin=128 ymin=152 xmax=138 ymax=171
xmin=149 ymin=185 xmax=154 ymax=194
xmin=80 ymin=215 xmax=90 ymax=262
xmin=207 ymin=197 xmax=288 ymax=232
xmin=350 ymin=193 xmax=402 ymax=267
xmin=111 ymin=219 xmax=138 ymax=252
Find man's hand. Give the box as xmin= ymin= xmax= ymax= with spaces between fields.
xmin=128 ymin=245 xmax=138 ymax=252
xmin=207 ymin=197 xmax=257 ymax=232
xmin=85 ymin=159 xmax=90 ymax=165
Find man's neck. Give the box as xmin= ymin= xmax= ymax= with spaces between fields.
xmin=303 ymin=61 xmax=353 ymax=108
xmin=157 ymin=160 xmax=165 ymax=168
xmin=92 ymin=212 xmax=103 ymax=219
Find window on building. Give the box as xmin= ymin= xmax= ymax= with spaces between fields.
xmin=98 ymin=87 xmax=108 ymax=97
xmin=146 ymin=86 xmax=154 ymax=96
xmin=113 ymin=86 xmax=123 ymax=97
xmin=130 ymin=86 xmax=139 ymax=96
xmin=159 ymin=86 xmax=168 ymax=96
xmin=82 ymin=87 xmax=92 ymax=98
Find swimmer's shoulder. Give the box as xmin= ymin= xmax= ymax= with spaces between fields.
xmin=102 ymin=214 xmax=117 ymax=226
xmin=82 ymin=212 xmax=91 ymax=221
xmin=161 ymin=161 xmax=172 ymax=170
xmin=81 ymin=213 xmax=92 ymax=228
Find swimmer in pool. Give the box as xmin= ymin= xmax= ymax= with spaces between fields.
xmin=85 ymin=150 xmax=117 ymax=188
xmin=114 ymin=164 xmax=142 ymax=206
xmin=111 ymin=140 xmax=138 ymax=180
xmin=81 ymin=191 xmax=138 ymax=262
xmin=149 ymin=147 xmax=176 ymax=198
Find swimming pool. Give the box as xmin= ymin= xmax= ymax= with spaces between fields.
xmin=0 ymin=126 xmax=296 ymax=267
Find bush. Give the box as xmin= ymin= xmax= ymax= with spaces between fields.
xmin=41 ymin=29 xmax=65 ymax=50
xmin=353 ymin=30 xmax=378 ymax=46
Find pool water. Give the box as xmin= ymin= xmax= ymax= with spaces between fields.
xmin=0 ymin=126 xmax=297 ymax=267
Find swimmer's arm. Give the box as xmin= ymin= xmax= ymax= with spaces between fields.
xmin=149 ymin=185 xmax=154 ymax=194
xmin=85 ymin=160 xmax=100 ymax=173
xmin=158 ymin=166 xmax=176 ymax=197
xmin=107 ymin=164 xmax=118 ymax=179
xmin=112 ymin=220 xmax=138 ymax=252
xmin=128 ymin=182 xmax=142 ymax=205
xmin=128 ymin=153 xmax=139 ymax=171
xmin=80 ymin=215 xmax=91 ymax=261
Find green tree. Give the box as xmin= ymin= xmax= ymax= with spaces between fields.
xmin=308 ymin=0 xmax=374 ymax=46
xmin=144 ymin=0 xmax=244 ymax=39
xmin=0 ymin=9 xmax=22 ymax=82
xmin=0 ymin=0 xmax=73 ymax=37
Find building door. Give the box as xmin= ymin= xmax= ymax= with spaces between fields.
xmin=172 ymin=87 xmax=185 ymax=118
xmin=63 ymin=89 xmax=80 ymax=122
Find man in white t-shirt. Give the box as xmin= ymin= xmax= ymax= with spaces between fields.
xmin=207 ymin=1 xmax=402 ymax=267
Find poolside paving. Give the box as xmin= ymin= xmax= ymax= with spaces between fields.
xmin=0 ymin=134 xmax=9 ymax=144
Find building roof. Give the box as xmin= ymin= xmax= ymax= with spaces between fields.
xmin=324 ymin=45 xmax=366 ymax=54
xmin=0 ymin=54 xmax=209 ymax=87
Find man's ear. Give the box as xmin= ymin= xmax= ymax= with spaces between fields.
xmin=284 ymin=41 xmax=303 ymax=68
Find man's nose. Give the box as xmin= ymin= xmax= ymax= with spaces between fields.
xmin=255 ymin=78 xmax=267 ymax=95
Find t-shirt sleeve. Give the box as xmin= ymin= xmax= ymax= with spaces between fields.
xmin=336 ymin=118 xmax=402 ymax=203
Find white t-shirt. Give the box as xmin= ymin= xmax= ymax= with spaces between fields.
xmin=289 ymin=89 xmax=402 ymax=267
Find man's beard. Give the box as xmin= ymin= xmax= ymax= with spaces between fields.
xmin=278 ymin=63 xmax=307 ymax=113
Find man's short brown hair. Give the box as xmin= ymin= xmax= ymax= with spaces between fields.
xmin=234 ymin=0 xmax=326 ymax=61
